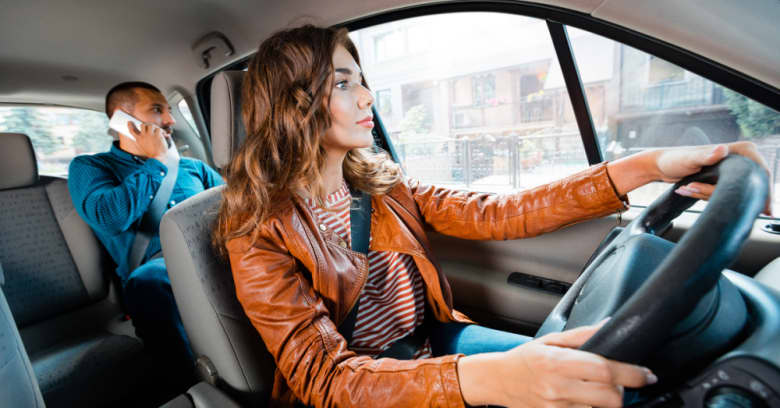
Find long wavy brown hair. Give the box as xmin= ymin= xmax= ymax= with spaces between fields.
xmin=214 ymin=25 xmax=402 ymax=249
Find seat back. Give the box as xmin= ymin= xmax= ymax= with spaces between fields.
xmin=0 ymin=261 xmax=45 ymax=408
xmin=160 ymin=71 xmax=274 ymax=405
xmin=0 ymin=133 xmax=111 ymax=334
xmin=160 ymin=187 xmax=274 ymax=405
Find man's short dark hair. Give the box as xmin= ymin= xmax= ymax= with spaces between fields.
xmin=105 ymin=81 xmax=161 ymax=117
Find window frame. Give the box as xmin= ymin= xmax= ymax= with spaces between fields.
xmin=337 ymin=1 xmax=780 ymax=167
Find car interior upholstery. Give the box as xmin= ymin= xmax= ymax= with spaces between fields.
xmin=159 ymin=70 xmax=275 ymax=406
xmin=0 ymin=1 xmax=778 ymax=407
xmin=0 ymin=132 xmax=147 ymax=407
xmin=0 ymin=258 xmax=45 ymax=408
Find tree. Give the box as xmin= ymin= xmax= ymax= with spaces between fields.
xmin=72 ymin=111 xmax=112 ymax=154
xmin=724 ymin=89 xmax=780 ymax=139
xmin=0 ymin=107 xmax=59 ymax=154
xmin=399 ymin=104 xmax=431 ymax=137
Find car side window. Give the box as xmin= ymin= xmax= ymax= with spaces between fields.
xmin=0 ymin=106 xmax=112 ymax=177
xmin=177 ymin=98 xmax=200 ymax=136
xmin=351 ymin=13 xmax=590 ymax=193
xmin=566 ymin=27 xmax=780 ymax=215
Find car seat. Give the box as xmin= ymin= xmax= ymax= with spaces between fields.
xmin=160 ymin=71 xmax=275 ymax=406
xmin=0 ymin=132 xmax=147 ymax=407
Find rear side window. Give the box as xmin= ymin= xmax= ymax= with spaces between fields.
xmin=177 ymin=98 xmax=200 ymax=136
xmin=0 ymin=106 xmax=112 ymax=177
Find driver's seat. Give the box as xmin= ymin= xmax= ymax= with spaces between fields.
xmin=160 ymin=71 xmax=275 ymax=406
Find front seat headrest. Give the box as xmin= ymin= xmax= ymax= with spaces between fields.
xmin=210 ymin=71 xmax=246 ymax=169
xmin=0 ymin=133 xmax=38 ymax=190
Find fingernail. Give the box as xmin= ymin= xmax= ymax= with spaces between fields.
xmin=686 ymin=186 xmax=701 ymax=194
xmin=646 ymin=370 xmax=658 ymax=385
xmin=675 ymin=188 xmax=691 ymax=197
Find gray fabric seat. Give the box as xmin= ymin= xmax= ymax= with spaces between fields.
xmin=0 ymin=262 xmax=45 ymax=407
xmin=0 ymin=132 xmax=147 ymax=407
xmin=160 ymin=71 xmax=275 ymax=406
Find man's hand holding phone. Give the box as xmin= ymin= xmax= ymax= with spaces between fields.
xmin=110 ymin=108 xmax=177 ymax=162
xmin=127 ymin=122 xmax=173 ymax=162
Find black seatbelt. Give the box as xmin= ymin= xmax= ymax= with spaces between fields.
xmin=337 ymin=186 xmax=428 ymax=359
xmin=338 ymin=186 xmax=371 ymax=345
xmin=128 ymin=152 xmax=180 ymax=272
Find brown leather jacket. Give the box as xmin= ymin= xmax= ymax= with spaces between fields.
xmin=226 ymin=163 xmax=627 ymax=408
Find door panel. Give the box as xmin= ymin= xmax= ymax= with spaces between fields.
xmin=429 ymin=214 xmax=620 ymax=334
xmin=431 ymin=206 xmax=780 ymax=335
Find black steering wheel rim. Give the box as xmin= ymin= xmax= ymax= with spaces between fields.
xmin=537 ymin=155 xmax=769 ymax=365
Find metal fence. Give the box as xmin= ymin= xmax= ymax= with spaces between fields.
xmin=394 ymin=132 xmax=588 ymax=191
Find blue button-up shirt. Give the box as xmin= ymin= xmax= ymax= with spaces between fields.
xmin=68 ymin=142 xmax=223 ymax=282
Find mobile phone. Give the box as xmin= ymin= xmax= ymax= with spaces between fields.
xmin=108 ymin=109 xmax=144 ymax=141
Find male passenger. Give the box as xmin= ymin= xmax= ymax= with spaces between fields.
xmin=68 ymin=82 xmax=223 ymax=390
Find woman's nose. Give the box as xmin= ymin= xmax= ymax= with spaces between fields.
xmin=358 ymin=85 xmax=374 ymax=109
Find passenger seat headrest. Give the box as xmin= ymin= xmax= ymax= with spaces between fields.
xmin=0 ymin=133 xmax=38 ymax=190
xmin=210 ymin=71 xmax=246 ymax=169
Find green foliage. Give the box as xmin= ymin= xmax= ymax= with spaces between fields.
xmin=724 ymin=89 xmax=780 ymax=139
xmin=398 ymin=105 xmax=436 ymax=157
xmin=73 ymin=112 xmax=112 ymax=153
xmin=399 ymin=104 xmax=431 ymax=136
xmin=0 ymin=107 xmax=59 ymax=154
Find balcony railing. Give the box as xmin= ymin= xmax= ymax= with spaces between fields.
xmin=394 ymin=132 xmax=587 ymax=191
xmin=451 ymin=96 xmax=556 ymax=129
xmin=621 ymin=77 xmax=725 ymax=112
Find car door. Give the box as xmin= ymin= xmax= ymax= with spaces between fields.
xmin=346 ymin=6 xmax=780 ymax=336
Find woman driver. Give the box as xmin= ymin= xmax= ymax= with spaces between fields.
xmin=214 ymin=25 xmax=770 ymax=408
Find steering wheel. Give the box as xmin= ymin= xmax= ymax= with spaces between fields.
xmin=536 ymin=155 xmax=769 ymax=368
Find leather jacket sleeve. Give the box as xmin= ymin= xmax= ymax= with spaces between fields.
xmin=408 ymin=162 xmax=627 ymax=240
xmin=227 ymin=227 xmax=466 ymax=408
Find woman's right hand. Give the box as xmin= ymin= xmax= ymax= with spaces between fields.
xmin=457 ymin=321 xmax=657 ymax=407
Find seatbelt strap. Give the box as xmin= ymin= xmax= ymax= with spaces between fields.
xmin=128 ymin=151 xmax=180 ymax=272
xmin=338 ymin=186 xmax=371 ymax=344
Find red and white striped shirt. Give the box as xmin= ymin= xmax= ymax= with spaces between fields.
xmin=307 ymin=183 xmax=432 ymax=358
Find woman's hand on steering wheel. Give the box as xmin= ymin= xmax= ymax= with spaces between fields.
xmin=607 ymin=141 xmax=772 ymax=216
xmin=654 ymin=141 xmax=773 ymax=216
xmin=458 ymin=320 xmax=657 ymax=408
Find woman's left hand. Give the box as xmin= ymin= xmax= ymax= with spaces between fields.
xmin=654 ymin=141 xmax=773 ymax=215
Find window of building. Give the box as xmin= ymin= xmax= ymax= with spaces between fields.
xmin=472 ymin=74 xmax=496 ymax=107
xmin=376 ymin=89 xmax=393 ymax=118
xmin=0 ymin=106 xmax=112 ymax=177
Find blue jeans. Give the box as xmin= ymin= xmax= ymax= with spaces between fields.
xmin=123 ymin=258 xmax=195 ymax=386
xmin=429 ymin=322 xmax=531 ymax=356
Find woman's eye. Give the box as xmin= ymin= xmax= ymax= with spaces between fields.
xmin=335 ymin=80 xmax=349 ymax=90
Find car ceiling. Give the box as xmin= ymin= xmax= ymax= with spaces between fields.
xmin=0 ymin=0 xmax=777 ymax=112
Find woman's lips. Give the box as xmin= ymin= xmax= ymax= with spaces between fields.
xmin=356 ymin=116 xmax=374 ymax=128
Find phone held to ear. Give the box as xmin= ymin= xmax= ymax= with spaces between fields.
xmin=108 ymin=109 xmax=144 ymax=141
